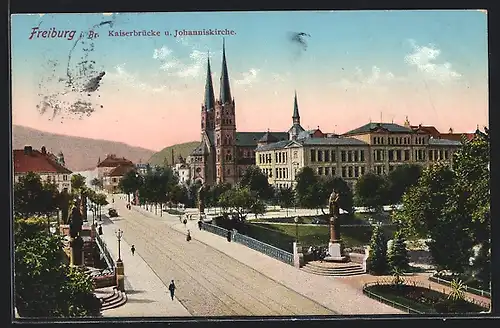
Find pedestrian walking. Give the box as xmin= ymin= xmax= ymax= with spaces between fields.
xmin=183 ymin=218 xmax=187 ymax=226
xmin=186 ymin=229 xmax=191 ymax=242
xmin=198 ymin=220 xmax=202 ymax=230
xmin=131 ymin=245 xmax=135 ymax=255
xmin=179 ymin=215 xmax=182 ymax=223
xmin=168 ymin=280 xmax=176 ymax=300
xmin=98 ymin=224 xmax=103 ymax=235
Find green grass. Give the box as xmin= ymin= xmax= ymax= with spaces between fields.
xmin=248 ymin=222 xmax=397 ymax=250
xmin=166 ymin=209 xmax=184 ymax=215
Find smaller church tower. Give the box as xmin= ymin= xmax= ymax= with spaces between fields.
xmin=287 ymin=91 xmax=305 ymax=140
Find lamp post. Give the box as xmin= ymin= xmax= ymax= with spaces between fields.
xmin=294 ymin=216 xmax=299 ymax=242
xmin=115 ymin=229 xmax=123 ymax=261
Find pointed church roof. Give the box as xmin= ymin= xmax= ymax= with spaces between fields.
xmin=293 ymin=90 xmax=300 ymax=119
xmin=204 ymin=53 xmax=215 ymax=111
xmin=219 ymin=39 xmax=232 ymax=104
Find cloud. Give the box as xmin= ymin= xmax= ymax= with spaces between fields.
xmin=152 ymin=45 xmax=216 ymax=79
xmin=107 ymin=64 xmax=169 ymax=93
xmin=337 ymin=66 xmax=396 ymax=90
xmin=235 ymin=68 xmax=260 ymax=85
xmin=404 ymin=39 xmax=461 ymax=83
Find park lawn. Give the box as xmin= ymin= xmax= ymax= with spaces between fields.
xmin=249 ymin=222 xmax=395 ymax=249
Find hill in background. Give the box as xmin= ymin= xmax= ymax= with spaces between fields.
xmin=148 ymin=141 xmax=199 ymax=166
xmin=13 ymin=125 xmax=156 ymax=172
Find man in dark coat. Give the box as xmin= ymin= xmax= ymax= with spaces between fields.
xmin=168 ymin=280 xmax=176 ymax=300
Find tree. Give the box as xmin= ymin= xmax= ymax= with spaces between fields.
xmin=14 ymin=217 xmax=101 ymax=317
xmin=276 ymin=186 xmax=295 ymax=216
xmin=295 ymin=167 xmax=320 ymax=209
xmin=394 ymin=163 xmax=456 ymax=238
xmin=386 ymin=164 xmax=422 ymax=204
xmin=14 ymin=172 xmax=59 ymax=219
xmin=394 ymin=163 xmax=475 ymax=273
xmin=387 ymin=230 xmax=409 ymax=271
xmin=90 ymin=177 xmax=103 ymax=190
xmin=118 ymin=170 xmax=142 ymax=203
xmin=94 ymin=193 xmax=108 ymax=220
xmin=367 ymin=225 xmax=388 ymax=275
xmin=354 ymin=172 xmax=389 ymax=212
xmin=239 ymin=166 xmax=273 ymax=200
xmin=218 ymin=187 xmax=256 ymax=221
xmin=71 ymin=174 xmax=86 ymax=193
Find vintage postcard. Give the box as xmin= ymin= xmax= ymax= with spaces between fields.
xmin=10 ymin=10 xmax=490 ymax=319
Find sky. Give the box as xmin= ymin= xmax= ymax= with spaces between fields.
xmin=11 ymin=10 xmax=489 ymax=151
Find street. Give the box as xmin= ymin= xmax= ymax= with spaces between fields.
xmin=105 ymin=198 xmax=335 ymax=316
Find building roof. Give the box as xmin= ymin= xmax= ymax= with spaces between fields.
xmin=410 ymin=125 xmax=441 ymax=137
xmin=97 ymin=154 xmax=134 ymax=168
xmin=256 ymin=140 xmax=293 ymax=152
xmin=343 ymin=122 xmax=413 ymax=135
xmin=258 ymin=131 xmax=279 ymax=143
xmin=300 ymin=137 xmax=368 ymax=146
xmin=14 ymin=147 xmax=73 ymax=174
xmin=108 ymin=164 xmax=135 ymax=177
xmin=288 ymin=124 xmax=305 ymax=136
xmin=235 ymin=132 xmax=288 ymax=147
xmin=428 ymin=138 xmax=462 ymax=146
xmin=438 ymin=133 xmax=475 ymax=142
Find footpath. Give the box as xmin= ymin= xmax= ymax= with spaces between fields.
xmin=126 ymin=201 xmax=402 ymax=315
xmin=95 ymin=208 xmax=191 ymax=317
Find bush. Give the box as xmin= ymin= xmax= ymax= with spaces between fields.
xmin=388 ymin=230 xmax=410 ymax=271
xmin=368 ymin=225 xmax=388 ymax=275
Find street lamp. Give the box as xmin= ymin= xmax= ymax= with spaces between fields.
xmin=294 ymin=216 xmax=299 ymax=242
xmin=115 ymin=229 xmax=123 ymax=261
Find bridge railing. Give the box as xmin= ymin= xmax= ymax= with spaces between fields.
xmin=232 ymin=231 xmax=294 ymax=265
xmin=201 ymin=222 xmax=230 ymax=238
xmin=95 ymin=233 xmax=115 ymax=271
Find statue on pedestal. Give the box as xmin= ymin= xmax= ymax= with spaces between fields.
xmin=197 ymin=183 xmax=206 ymax=214
xmin=328 ymin=189 xmax=341 ymax=242
xmin=69 ymin=199 xmax=84 ymax=266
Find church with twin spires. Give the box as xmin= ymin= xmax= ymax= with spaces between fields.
xmin=187 ymin=40 xmax=293 ymax=186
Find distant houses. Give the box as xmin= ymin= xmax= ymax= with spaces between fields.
xmin=13 ymin=145 xmax=72 ymax=192
xmin=95 ymin=154 xmax=135 ymax=193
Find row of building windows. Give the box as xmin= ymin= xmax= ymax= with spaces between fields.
xmin=373 ymin=136 xmax=428 ymax=145
xmin=310 ymin=149 xmax=366 ymax=163
xmin=340 ymin=166 xmax=366 ymax=179
xmin=262 ymin=147 xmax=453 ymax=166
xmin=275 ymin=151 xmax=288 ymax=164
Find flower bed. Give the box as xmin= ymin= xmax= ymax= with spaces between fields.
xmin=364 ymin=282 xmax=488 ymax=314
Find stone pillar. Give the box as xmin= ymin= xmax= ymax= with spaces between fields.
xmin=293 ymin=242 xmax=304 ymax=268
xmin=115 ymin=260 xmax=125 ymax=291
xmin=327 ymin=216 xmax=346 ymax=262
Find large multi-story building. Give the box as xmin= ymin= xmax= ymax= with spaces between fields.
xmin=187 ymin=41 xmax=287 ymax=186
xmin=13 ymin=145 xmax=72 ymax=192
xmin=95 ymin=154 xmax=135 ymax=192
xmin=256 ymin=97 xmax=468 ymax=190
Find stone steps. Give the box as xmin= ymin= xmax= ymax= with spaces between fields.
xmin=301 ymin=262 xmax=365 ymax=277
xmin=99 ymin=287 xmax=128 ymax=311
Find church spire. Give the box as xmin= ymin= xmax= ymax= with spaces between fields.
xmin=204 ymin=52 xmax=215 ymax=111
xmin=219 ymin=39 xmax=232 ymax=104
xmin=292 ymin=90 xmax=300 ymax=125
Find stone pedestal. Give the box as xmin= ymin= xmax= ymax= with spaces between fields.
xmin=70 ymin=237 xmax=84 ymax=266
xmin=115 ymin=260 xmax=125 ymax=291
xmin=325 ymin=241 xmax=347 ymax=262
xmin=293 ymin=242 xmax=304 ymax=268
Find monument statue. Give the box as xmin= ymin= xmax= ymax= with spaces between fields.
xmin=69 ymin=198 xmax=84 ymax=266
xmin=328 ymin=189 xmax=341 ymax=242
xmin=198 ymin=183 xmax=206 ymax=214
